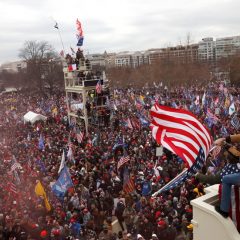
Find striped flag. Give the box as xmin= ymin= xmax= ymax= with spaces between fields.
xmin=76 ymin=129 xmax=84 ymax=144
xmin=150 ymin=104 xmax=212 ymax=195
xmin=96 ymin=80 xmax=102 ymax=94
xmin=123 ymin=168 xmax=135 ymax=194
xmin=127 ymin=118 xmax=133 ymax=129
xmin=206 ymin=108 xmax=219 ymax=124
xmin=150 ymin=103 xmax=212 ymax=168
xmin=76 ymin=19 xmax=84 ymax=46
xmin=7 ymin=182 xmax=18 ymax=194
xmin=131 ymin=117 xmax=140 ymax=129
xmin=231 ymin=114 xmax=240 ymax=130
xmin=117 ymin=155 xmax=130 ymax=169
xmin=11 ymin=162 xmax=21 ymax=172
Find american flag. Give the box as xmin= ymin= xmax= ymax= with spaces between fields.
xmin=123 ymin=167 xmax=135 ymax=194
xmin=152 ymin=148 xmax=205 ymax=196
xmin=76 ymin=130 xmax=84 ymax=144
xmin=11 ymin=162 xmax=21 ymax=172
xmin=7 ymin=182 xmax=18 ymax=194
xmin=150 ymin=103 xmax=212 ymax=168
xmin=76 ymin=18 xmax=84 ymax=37
xmin=206 ymin=108 xmax=219 ymax=124
xmin=150 ymin=104 xmax=212 ymax=195
xmin=131 ymin=117 xmax=140 ymax=129
xmin=96 ymin=80 xmax=102 ymax=94
xmin=117 ymin=155 xmax=130 ymax=169
xmin=127 ymin=118 xmax=133 ymax=129
xmin=231 ymin=114 xmax=240 ymax=130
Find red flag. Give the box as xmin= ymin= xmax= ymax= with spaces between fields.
xmin=76 ymin=18 xmax=84 ymax=37
xmin=150 ymin=103 xmax=212 ymax=168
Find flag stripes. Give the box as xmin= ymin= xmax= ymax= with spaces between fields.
xmin=11 ymin=162 xmax=21 ymax=172
xmin=76 ymin=131 xmax=84 ymax=143
xmin=123 ymin=168 xmax=135 ymax=194
xmin=96 ymin=80 xmax=102 ymax=94
xmin=117 ymin=155 xmax=130 ymax=169
xmin=8 ymin=182 xmax=18 ymax=194
xmin=150 ymin=103 xmax=212 ymax=168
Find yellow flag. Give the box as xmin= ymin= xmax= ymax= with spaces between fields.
xmin=225 ymin=98 xmax=230 ymax=108
xmin=35 ymin=181 xmax=51 ymax=212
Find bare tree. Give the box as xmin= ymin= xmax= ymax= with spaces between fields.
xmin=19 ymin=40 xmax=59 ymax=92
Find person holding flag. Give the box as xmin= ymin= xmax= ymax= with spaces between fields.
xmin=76 ymin=18 xmax=84 ymax=46
xmin=214 ymin=134 xmax=240 ymax=218
xmin=150 ymin=103 xmax=213 ymax=196
xmin=35 ymin=180 xmax=51 ymax=212
xmin=96 ymin=80 xmax=102 ymax=94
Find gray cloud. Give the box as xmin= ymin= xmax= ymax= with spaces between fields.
xmin=0 ymin=0 xmax=240 ymax=64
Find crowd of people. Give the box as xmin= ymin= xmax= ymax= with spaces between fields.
xmin=0 ymin=82 xmax=239 ymax=240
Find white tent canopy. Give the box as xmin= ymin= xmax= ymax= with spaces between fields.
xmin=23 ymin=111 xmax=47 ymax=124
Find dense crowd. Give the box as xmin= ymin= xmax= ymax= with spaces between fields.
xmin=0 ymin=82 xmax=239 ymax=240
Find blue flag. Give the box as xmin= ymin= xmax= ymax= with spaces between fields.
xmin=36 ymin=158 xmax=46 ymax=173
xmin=139 ymin=116 xmax=149 ymax=127
xmin=52 ymin=167 xmax=73 ymax=199
xmin=77 ymin=36 xmax=84 ymax=46
xmin=38 ymin=134 xmax=45 ymax=151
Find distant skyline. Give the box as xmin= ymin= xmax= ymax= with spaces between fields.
xmin=0 ymin=0 xmax=240 ymax=64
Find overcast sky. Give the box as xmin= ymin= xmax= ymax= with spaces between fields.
xmin=0 ymin=0 xmax=239 ymax=64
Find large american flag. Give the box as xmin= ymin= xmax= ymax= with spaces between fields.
xmin=150 ymin=103 xmax=212 ymax=168
xmin=150 ymin=104 xmax=212 ymax=195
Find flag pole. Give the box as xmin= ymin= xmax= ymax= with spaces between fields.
xmin=152 ymin=168 xmax=188 ymax=197
xmin=57 ymin=27 xmax=65 ymax=54
xmin=52 ymin=18 xmax=65 ymax=55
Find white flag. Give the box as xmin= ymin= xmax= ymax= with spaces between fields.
xmin=229 ymin=102 xmax=236 ymax=116
xmin=58 ymin=150 xmax=65 ymax=174
xmin=202 ymin=92 xmax=206 ymax=105
xmin=67 ymin=145 xmax=74 ymax=161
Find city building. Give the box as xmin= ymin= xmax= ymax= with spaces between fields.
xmin=198 ymin=38 xmax=216 ymax=62
xmin=0 ymin=61 xmax=26 ymax=73
xmin=148 ymin=44 xmax=199 ymax=64
xmin=215 ymin=35 xmax=240 ymax=60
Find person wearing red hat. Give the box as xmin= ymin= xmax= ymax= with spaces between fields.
xmin=40 ymin=230 xmax=48 ymax=238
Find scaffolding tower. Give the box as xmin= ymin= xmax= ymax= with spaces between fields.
xmin=63 ymin=57 xmax=110 ymax=134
